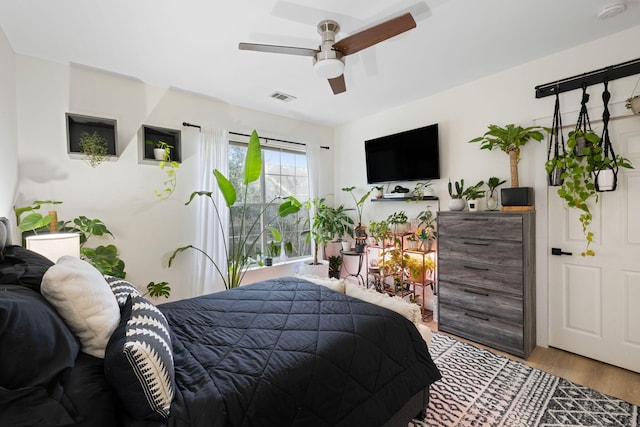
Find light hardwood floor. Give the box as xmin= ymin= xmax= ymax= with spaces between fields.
xmin=424 ymin=319 xmax=640 ymax=406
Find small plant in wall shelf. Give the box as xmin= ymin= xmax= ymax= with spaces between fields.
xmin=80 ymin=131 xmax=109 ymax=167
xmin=147 ymin=140 xmax=180 ymax=200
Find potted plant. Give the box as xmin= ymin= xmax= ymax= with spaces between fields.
xmin=263 ymin=240 xmax=280 ymax=266
xmin=447 ymin=179 xmax=465 ymax=211
xmin=387 ymin=211 xmax=409 ymax=236
xmin=406 ymin=254 xmax=435 ymax=283
xmin=169 ymin=130 xmax=302 ymax=289
xmin=342 ymin=186 xmax=372 ymax=253
xmin=371 ymin=185 xmax=384 ymax=199
xmin=146 ymin=139 xmax=173 ymax=161
xmin=406 ymin=233 xmax=419 ymax=250
xmin=328 ymin=255 xmax=342 ymax=279
xmin=485 ymin=177 xmax=506 ymax=211
xmin=412 ymin=181 xmax=434 ymax=199
xmin=79 ymin=131 xmax=109 ymax=167
xmin=368 ymin=220 xmax=391 ymax=247
xmin=415 ymin=208 xmax=437 ymax=251
xmin=462 ymin=180 xmax=485 ymax=211
xmin=469 ymin=123 xmax=546 ymax=205
xmin=625 ymin=95 xmax=640 ymax=114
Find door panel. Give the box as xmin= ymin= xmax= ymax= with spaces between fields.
xmin=549 ymin=117 xmax=640 ymax=373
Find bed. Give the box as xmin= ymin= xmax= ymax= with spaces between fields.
xmin=0 ymin=217 xmax=441 ymax=426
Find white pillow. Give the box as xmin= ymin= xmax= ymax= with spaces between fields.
xmin=417 ymin=323 xmax=433 ymax=347
xmin=41 ymin=256 xmax=120 ymax=358
xmin=345 ymin=282 xmax=421 ymax=326
xmin=295 ymin=274 xmax=347 ymax=294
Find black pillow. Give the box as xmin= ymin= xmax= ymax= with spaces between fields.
xmin=0 ymin=285 xmax=80 ymax=389
xmin=0 ymin=245 xmax=54 ymax=292
xmin=104 ymin=294 xmax=175 ymax=420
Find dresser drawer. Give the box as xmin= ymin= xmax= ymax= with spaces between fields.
xmin=438 ymin=262 xmax=523 ymax=295
xmin=438 ymin=214 xmax=523 ymax=241
xmin=438 ymin=303 xmax=524 ymax=356
xmin=439 ymin=281 xmax=523 ymax=324
xmin=438 ymin=237 xmax=523 ymax=268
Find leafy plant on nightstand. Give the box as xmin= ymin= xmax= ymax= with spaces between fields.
xmin=328 ymin=255 xmax=342 ymax=279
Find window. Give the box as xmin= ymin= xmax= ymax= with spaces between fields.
xmin=227 ymin=141 xmax=310 ymax=262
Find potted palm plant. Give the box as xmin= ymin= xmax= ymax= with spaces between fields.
xmin=469 ymin=123 xmax=546 ymax=205
xmin=328 ymin=255 xmax=342 ymax=279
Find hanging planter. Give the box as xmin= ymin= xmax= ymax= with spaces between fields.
xmin=550 ymin=80 xmax=634 ymax=256
xmin=594 ymin=78 xmax=634 ymax=193
xmin=545 ymin=92 xmax=566 ymax=187
xmin=625 ymin=77 xmax=640 ymax=114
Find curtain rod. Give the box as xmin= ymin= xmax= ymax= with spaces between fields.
xmin=182 ymin=122 xmax=329 ymax=149
xmin=535 ymin=57 xmax=640 ymax=99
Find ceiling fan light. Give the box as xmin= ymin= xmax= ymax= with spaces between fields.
xmin=314 ymin=58 xmax=344 ymax=79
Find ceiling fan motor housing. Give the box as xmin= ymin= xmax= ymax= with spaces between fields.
xmin=314 ymin=20 xmax=345 ymax=79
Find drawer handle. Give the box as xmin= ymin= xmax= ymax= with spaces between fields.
xmin=464 ymin=312 xmax=490 ymax=322
xmin=463 ymin=241 xmax=490 ymax=246
xmin=462 ymin=218 xmax=489 ymax=221
xmin=463 ymin=265 xmax=489 ymax=271
xmin=463 ymin=289 xmax=489 ymax=297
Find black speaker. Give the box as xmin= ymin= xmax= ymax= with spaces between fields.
xmin=501 ymin=187 xmax=534 ymax=206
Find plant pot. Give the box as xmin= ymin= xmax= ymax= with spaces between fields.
xmin=448 ymin=198 xmax=465 ymax=211
xmin=485 ymin=190 xmax=499 ymax=211
xmin=298 ymin=260 xmax=329 ymax=277
xmin=264 ymin=257 xmax=273 ymax=267
xmin=547 ymin=167 xmax=564 ymax=187
xmin=595 ymin=168 xmax=617 ymax=192
xmin=467 ymin=199 xmax=480 ymax=212
xmin=373 ymin=189 xmax=383 ymax=199
xmin=407 ymin=240 xmax=419 ymax=250
xmin=154 ymin=148 xmax=167 ymax=161
xmin=341 ymin=241 xmax=352 ymax=252
xmin=629 ymin=96 xmax=640 ymax=114
xmin=574 ymin=136 xmax=591 ymax=157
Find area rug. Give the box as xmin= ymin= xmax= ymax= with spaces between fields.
xmin=410 ymin=333 xmax=639 ymax=427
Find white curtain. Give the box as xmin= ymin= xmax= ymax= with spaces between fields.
xmin=306 ymin=144 xmax=321 ymax=259
xmin=195 ymin=128 xmax=229 ymax=295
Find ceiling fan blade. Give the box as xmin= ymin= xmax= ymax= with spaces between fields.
xmin=239 ymin=42 xmax=318 ymax=57
xmin=328 ymin=75 xmax=346 ymax=94
xmin=333 ymin=13 xmax=416 ymax=56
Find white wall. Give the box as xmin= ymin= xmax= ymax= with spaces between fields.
xmin=333 ymin=25 xmax=640 ymax=347
xmin=0 ymin=25 xmax=17 ymax=219
xmin=14 ymin=58 xmax=333 ymax=301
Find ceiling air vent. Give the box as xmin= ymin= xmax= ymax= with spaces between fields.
xmin=270 ymin=91 xmax=297 ymax=102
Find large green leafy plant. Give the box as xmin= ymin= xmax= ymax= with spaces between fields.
xmin=545 ymin=129 xmax=633 ymax=256
xmin=301 ymin=198 xmax=353 ymax=265
xmin=14 ymin=202 xmax=126 ymax=277
xmin=169 ymin=130 xmax=301 ymax=289
xmin=470 ymin=124 xmax=546 ymax=187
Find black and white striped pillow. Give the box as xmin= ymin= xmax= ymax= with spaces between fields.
xmin=104 ymin=275 xmax=140 ymax=307
xmin=104 ymin=293 xmax=175 ymax=420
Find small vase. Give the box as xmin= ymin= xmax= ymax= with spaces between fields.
xmin=547 ymin=167 xmax=564 ymax=187
xmin=485 ymin=190 xmax=499 ymax=211
xmin=280 ymin=241 xmax=288 ymax=261
xmin=448 ymin=198 xmax=465 ymax=211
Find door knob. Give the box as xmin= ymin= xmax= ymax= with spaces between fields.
xmin=551 ymin=247 xmax=572 ymax=256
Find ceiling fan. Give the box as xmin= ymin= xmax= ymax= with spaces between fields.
xmin=238 ymin=13 xmax=416 ymax=95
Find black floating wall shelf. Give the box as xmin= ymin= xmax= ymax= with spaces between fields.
xmin=535 ymin=57 xmax=640 ymax=98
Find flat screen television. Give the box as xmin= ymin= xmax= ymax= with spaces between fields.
xmin=364 ymin=123 xmax=440 ymax=184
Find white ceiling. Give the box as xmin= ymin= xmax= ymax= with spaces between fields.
xmin=1 ymin=0 xmax=639 ymax=127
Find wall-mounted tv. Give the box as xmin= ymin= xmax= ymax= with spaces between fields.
xmin=364 ymin=123 xmax=440 ymax=184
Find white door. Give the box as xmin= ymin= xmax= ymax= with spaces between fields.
xmin=548 ymin=116 xmax=640 ymax=373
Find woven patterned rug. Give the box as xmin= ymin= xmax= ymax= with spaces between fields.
xmin=410 ymin=333 xmax=639 ymax=427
